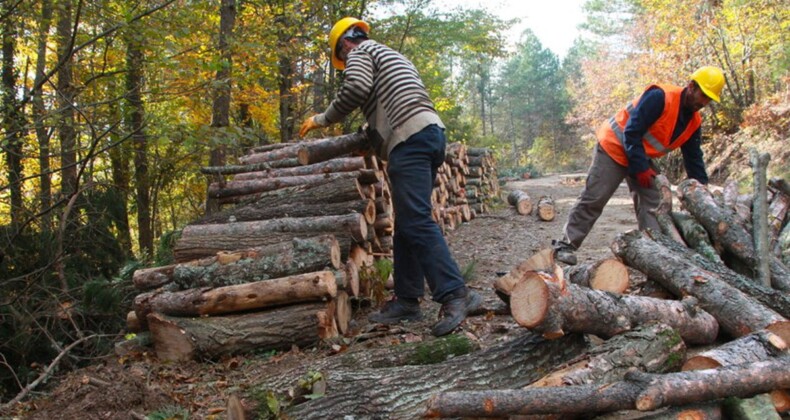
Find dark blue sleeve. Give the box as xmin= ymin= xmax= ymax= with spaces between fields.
xmin=623 ymin=88 xmax=664 ymax=175
xmin=680 ymin=128 xmax=708 ymax=184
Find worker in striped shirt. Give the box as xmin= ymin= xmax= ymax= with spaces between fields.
xmin=300 ymin=17 xmax=481 ymax=337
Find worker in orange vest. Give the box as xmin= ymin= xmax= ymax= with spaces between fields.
xmin=554 ymin=66 xmax=725 ymax=265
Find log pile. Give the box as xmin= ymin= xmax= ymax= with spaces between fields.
xmin=432 ymin=172 xmax=790 ymax=418
xmin=128 ymin=132 xmax=500 ymax=362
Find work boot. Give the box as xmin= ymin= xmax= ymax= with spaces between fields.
xmin=552 ymin=239 xmax=578 ymax=266
xmin=368 ymin=297 xmax=423 ymax=324
xmin=431 ymin=288 xmax=482 ymax=337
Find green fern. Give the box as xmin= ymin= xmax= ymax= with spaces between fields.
xmin=145 ymin=405 xmax=189 ymax=420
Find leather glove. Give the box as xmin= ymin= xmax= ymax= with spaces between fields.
xmin=635 ymin=168 xmax=657 ymax=189
xmin=299 ymin=115 xmax=322 ymax=138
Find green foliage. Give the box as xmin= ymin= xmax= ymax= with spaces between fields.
xmin=250 ymin=388 xmax=282 ymax=420
xmin=145 ymin=405 xmax=190 ymax=420
xmin=155 ymin=230 xmax=181 ymax=266
xmin=359 ymin=258 xmax=394 ymax=305
xmin=459 ymin=258 xmax=477 ymax=283
xmin=497 ymin=164 xmax=542 ymax=180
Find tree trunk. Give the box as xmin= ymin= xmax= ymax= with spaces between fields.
xmin=126 ymin=22 xmax=153 ymax=254
xmin=531 ymin=323 xmax=686 ymax=388
xmin=650 ymin=233 xmax=790 ymax=319
xmin=135 ymin=271 xmax=337 ymax=324
xmin=56 ymin=0 xmax=77 ymax=197
xmin=193 ymin=199 xmax=375 ymax=226
xmin=263 ymin=332 xmax=590 ymax=419
xmin=678 ymin=179 xmax=790 ymax=291
xmin=510 ymin=271 xmax=719 ymax=344
xmin=425 ymin=359 xmax=790 ymax=417
xmin=652 ymin=174 xmax=685 ymax=245
xmin=210 ymin=170 xmax=379 ymax=202
xmin=147 ymin=303 xmax=334 ymax=362
xmin=537 ymin=196 xmax=556 ymax=221
xmin=564 ymin=258 xmax=630 ymax=294
xmin=205 ymin=0 xmax=236 ymax=215
xmin=173 ymin=214 xmax=367 ymax=262
xmin=2 ymin=2 xmax=24 ymax=227
xmin=507 ymin=190 xmax=533 ymax=215
xmin=196 ymin=176 xmax=366 ymax=221
xmin=493 ymin=248 xmax=556 ymax=304
xmin=750 ymin=149 xmax=772 ymax=287
xmin=611 ymin=230 xmax=790 ymax=342
xmin=671 ymin=210 xmax=723 ymax=264
xmin=296 ymin=132 xmax=369 ymax=165
xmin=132 ymin=263 xmax=176 ymax=290
xmin=238 ymin=144 xmax=302 ymax=165
xmin=32 ymin=0 xmax=54 ymax=231
xmin=234 ymin=156 xmax=366 ymax=180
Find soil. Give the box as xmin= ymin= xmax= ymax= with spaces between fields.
xmin=7 ymin=174 xmax=642 ymax=420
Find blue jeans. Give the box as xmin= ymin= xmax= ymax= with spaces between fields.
xmin=387 ymin=124 xmax=465 ymax=303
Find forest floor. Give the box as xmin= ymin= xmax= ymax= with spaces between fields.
xmin=9 ymin=173 xmax=645 ymax=420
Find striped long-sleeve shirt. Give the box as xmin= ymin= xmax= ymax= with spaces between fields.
xmin=315 ymin=40 xmax=443 ymax=159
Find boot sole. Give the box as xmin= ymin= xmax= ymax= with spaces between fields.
xmin=368 ymin=313 xmax=423 ymax=325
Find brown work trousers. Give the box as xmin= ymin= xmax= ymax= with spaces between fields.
xmin=562 ymin=143 xmax=661 ymax=249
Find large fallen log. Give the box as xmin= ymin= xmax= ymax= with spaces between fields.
xmin=296 ymin=131 xmax=369 ymax=165
xmin=683 ymin=329 xmax=790 ymax=414
xmin=650 ymin=233 xmax=790 ymax=319
xmin=671 ymin=210 xmax=723 ymax=264
xmin=263 ymin=332 xmax=590 ymax=419
xmin=173 ymin=214 xmax=367 ymax=262
xmin=424 ymin=359 xmax=790 ymax=417
xmin=530 ymin=323 xmax=685 ymax=387
xmin=193 ymin=177 xmax=367 ymax=224
xmin=134 ymin=235 xmax=340 ymax=291
xmin=612 ymin=229 xmax=790 ymax=342
xmin=147 ymin=302 xmax=337 ymax=362
xmin=233 ymin=156 xmax=366 ymax=180
xmin=208 ymin=171 xmax=377 ymax=200
xmin=678 ymin=179 xmax=790 ymax=291
xmin=135 ymin=271 xmax=337 ymax=321
xmin=510 ymin=271 xmax=719 ymax=344
xmin=198 ymin=199 xmax=376 ymax=226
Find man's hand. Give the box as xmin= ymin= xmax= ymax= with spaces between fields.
xmin=299 ymin=116 xmax=321 ymax=138
xmin=635 ymin=168 xmax=657 ymax=189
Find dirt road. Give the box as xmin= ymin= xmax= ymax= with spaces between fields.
xmin=448 ymin=173 xmax=639 ymax=284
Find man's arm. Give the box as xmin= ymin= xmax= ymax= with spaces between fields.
xmin=623 ymin=88 xmax=664 ymax=175
xmin=680 ymin=128 xmax=709 ymax=184
xmin=315 ymin=49 xmax=374 ymax=126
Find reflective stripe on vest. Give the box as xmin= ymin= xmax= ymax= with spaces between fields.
xmin=608 ymin=103 xmax=670 ymax=154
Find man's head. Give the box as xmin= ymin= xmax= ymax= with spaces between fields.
xmin=329 ymin=17 xmax=370 ymax=70
xmin=685 ymin=66 xmax=725 ymax=112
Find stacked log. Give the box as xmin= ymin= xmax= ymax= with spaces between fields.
xmin=464 ymin=147 xmax=500 ymax=216
xmin=130 ymin=132 xmax=501 ymax=362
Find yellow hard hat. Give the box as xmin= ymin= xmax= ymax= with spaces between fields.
xmin=329 ymin=17 xmax=370 ymax=70
xmin=690 ymin=66 xmax=725 ymax=102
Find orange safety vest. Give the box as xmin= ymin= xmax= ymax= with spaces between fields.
xmin=597 ymin=84 xmax=701 ymax=167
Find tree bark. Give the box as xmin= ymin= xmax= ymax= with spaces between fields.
xmin=147 ymin=303 xmax=335 ymax=362
xmin=296 ymin=132 xmax=369 ymax=165
xmin=194 ymin=199 xmax=376 ymax=226
xmin=510 ymin=271 xmax=719 ymax=344
xmin=650 ymin=233 xmax=790 ymax=319
xmin=612 ymin=230 xmax=790 ymax=342
xmin=531 ymin=323 xmax=686 ymax=388
xmin=652 ymin=174 xmax=685 ymax=245
xmin=264 ymin=332 xmax=590 ymax=419
xmin=234 ymin=156 xmax=366 ymax=180
xmin=173 ymin=214 xmax=367 ymax=262
xmin=671 ymin=210 xmax=723 ymax=264
xmin=208 ymin=171 xmax=369 ymax=200
xmin=2 ymin=2 xmax=25 ymax=227
xmin=135 ymin=271 xmax=336 ymax=323
xmin=425 ymin=359 xmax=790 ymax=417
xmin=132 ymin=263 xmax=176 ymax=290
xmin=238 ymin=143 xmax=301 ymax=165
xmin=32 ymin=0 xmax=54 ymax=231
xmin=507 ymin=190 xmax=533 ymax=215
xmin=564 ymin=258 xmax=630 ymax=294
xmin=197 ymin=176 xmax=366 ymax=220
xmin=750 ymin=149 xmax=772 ymax=287
xmin=678 ymin=179 xmax=790 ymax=291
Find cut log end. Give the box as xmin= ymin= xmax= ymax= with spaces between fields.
xmin=682 ymin=356 xmax=721 ymax=371
xmin=510 ymin=273 xmax=550 ymax=328
xmin=765 ymin=321 xmax=790 ymax=346
xmin=147 ymin=313 xmax=194 ymax=362
xmin=589 ymin=259 xmax=630 ymax=294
